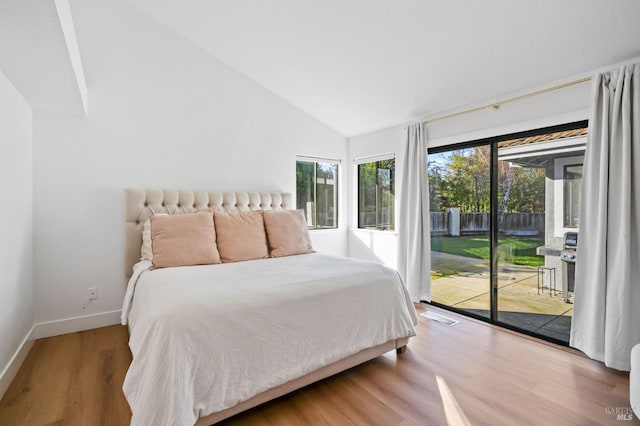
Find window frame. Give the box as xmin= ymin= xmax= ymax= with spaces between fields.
xmin=355 ymin=155 xmax=396 ymax=231
xmin=553 ymin=154 xmax=584 ymax=237
xmin=563 ymin=164 xmax=582 ymax=229
xmin=295 ymin=156 xmax=340 ymax=230
xmin=427 ymin=119 xmax=588 ymax=347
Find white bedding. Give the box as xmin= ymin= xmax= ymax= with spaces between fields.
xmin=121 ymin=253 xmax=417 ymax=426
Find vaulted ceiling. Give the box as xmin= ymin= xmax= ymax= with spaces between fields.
xmin=124 ymin=0 xmax=640 ymax=136
xmin=2 ymin=1 xmax=640 ymax=136
xmin=0 ymin=0 xmax=87 ymax=115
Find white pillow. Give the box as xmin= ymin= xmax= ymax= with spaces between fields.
xmin=140 ymin=213 xmax=167 ymax=260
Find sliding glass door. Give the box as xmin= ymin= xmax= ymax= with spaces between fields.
xmin=429 ymin=144 xmax=491 ymax=318
xmin=495 ymin=131 xmax=584 ymax=342
xmin=428 ymin=122 xmax=587 ymax=344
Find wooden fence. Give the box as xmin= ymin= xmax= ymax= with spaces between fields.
xmin=430 ymin=212 xmax=544 ymax=236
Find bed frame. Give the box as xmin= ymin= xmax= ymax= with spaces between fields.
xmin=124 ymin=188 xmax=410 ymax=424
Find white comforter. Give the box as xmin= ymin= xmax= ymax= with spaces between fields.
xmin=121 ymin=253 xmax=417 ymax=426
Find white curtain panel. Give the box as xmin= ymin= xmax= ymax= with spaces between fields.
xmin=397 ymin=122 xmax=431 ymax=302
xmin=570 ymin=63 xmax=640 ymax=371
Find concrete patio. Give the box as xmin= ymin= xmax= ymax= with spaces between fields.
xmin=431 ymin=251 xmax=573 ymax=342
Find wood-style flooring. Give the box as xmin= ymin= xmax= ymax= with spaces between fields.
xmin=0 ymin=305 xmax=636 ymax=425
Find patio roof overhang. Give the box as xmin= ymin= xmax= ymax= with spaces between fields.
xmin=498 ymin=136 xmax=586 ymax=168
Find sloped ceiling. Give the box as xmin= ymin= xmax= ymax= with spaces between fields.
xmin=0 ymin=0 xmax=86 ymax=115
xmin=125 ymin=0 xmax=640 ymax=136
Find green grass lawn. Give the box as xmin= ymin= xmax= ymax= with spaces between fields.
xmin=431 ymin=235 xmax=544 ymax=267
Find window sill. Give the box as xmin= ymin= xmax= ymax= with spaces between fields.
xmin=308 ymin=228 xmax=343 ymax=233
xmin=351 ymin=228 xmax=398 ymax=236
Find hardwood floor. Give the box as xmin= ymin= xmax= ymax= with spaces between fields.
xmin=0 ymin=325 xmax=131 ymax=426
xmin=0 ymin=305 xmax=636 ymax=425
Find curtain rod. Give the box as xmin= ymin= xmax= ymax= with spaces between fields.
xmin=423 ymin=76 xmax=592 ymax=125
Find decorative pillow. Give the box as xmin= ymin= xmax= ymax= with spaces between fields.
xmin=150 ymin=211 xmax=221 ymax=269
xmin=263 ymin=210 xmax=314 ymax=257
xmin=214 ymin=211 xmax=269 ymax=263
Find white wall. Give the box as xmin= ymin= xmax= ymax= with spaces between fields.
xmin=31 ymin=0 xmax=347 ymax=330
xmin=0 ymin=69 xmax=34 ymax=394
xmin=347 ymin=80 xmax=592 ymax=266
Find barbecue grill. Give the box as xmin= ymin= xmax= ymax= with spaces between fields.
xmin=560 ymin=232 xmax=578 ymax=303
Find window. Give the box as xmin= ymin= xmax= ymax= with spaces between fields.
xmin=296 ymin=159 xmax=339 ymax=229
xmin=553 ymin=154 xmax=584 ymax=236
xmin=563 ymin=164 xmax=582 ymax=228
xmin=357 ymin=157 xmax=395 ymax=230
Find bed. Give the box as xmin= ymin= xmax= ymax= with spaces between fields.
xmin=122 ymin=189 xmax=418 ymax=425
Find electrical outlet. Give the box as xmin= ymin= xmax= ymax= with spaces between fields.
xmin=88 ymin=287 xmax=98 ymax=300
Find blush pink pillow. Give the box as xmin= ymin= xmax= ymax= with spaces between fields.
xmin=213 ymin=211 xmax=270 ymax=263
xmin=263 ymin=209 xmax=314 ymax=257
xmin=150 ymin=211 xmax=221 ymax=269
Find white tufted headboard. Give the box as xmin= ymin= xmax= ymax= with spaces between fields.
xmin=124 ymin=189 xmax=292 ymax=278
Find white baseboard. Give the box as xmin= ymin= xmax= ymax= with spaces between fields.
xmin=0 ymin=325 xmax=35 ymax=400
xmin=0 ymin=310 xmax=122 ymax=401
xmin=34 ymin=310 xmax=122 ymax=340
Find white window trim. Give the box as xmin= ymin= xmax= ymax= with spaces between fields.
xmin=296 ymin=155 xmax=341 ymax=165
xmin=553 ymin=155 xmax=583 ymax=238
xmin=353 ymin=152 xmax=395 ymax=165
